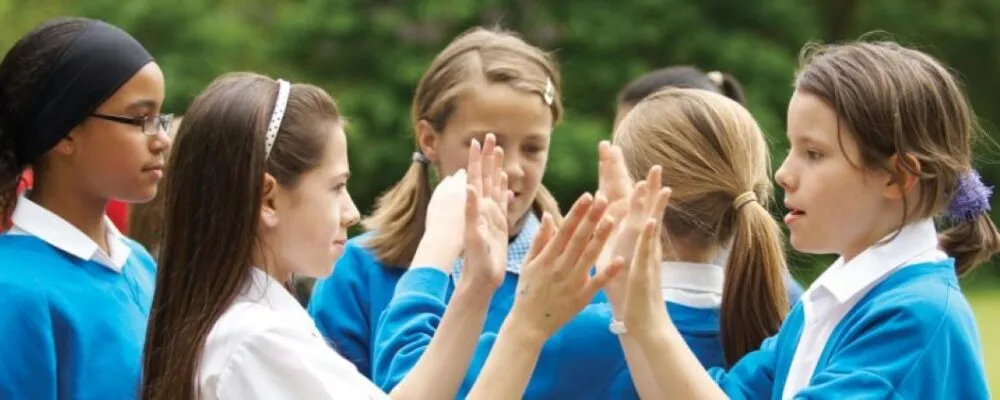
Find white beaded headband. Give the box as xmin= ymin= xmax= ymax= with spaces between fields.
xmin=264 ymin=79 xmax=291 ymax=158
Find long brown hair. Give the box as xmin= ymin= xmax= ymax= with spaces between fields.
xmin=796 ymin=40 xmax=1000 ymax=275
xmin=363 ymin=26 xmax=563 ymax=267
xmin=614 ymin=88 xmax=788 ymax=366
xmin=140 ymin=73 xmax=342 ymax=400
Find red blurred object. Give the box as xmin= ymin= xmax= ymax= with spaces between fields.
xmin=5 ymin=169 xmax=130 ymax=232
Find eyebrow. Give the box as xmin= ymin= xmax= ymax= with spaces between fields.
xmin=334 ymin=171 xmax=351 ymax=180
xmin=125 ymin=99 xmax=158 ymax=113
xmin=465 ymin=130 xmax=549 ymax=140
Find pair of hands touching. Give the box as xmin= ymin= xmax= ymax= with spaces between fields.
xmin=420 ymin=135 xmax=674 ymax=344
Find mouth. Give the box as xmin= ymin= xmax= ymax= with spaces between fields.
xmin=333 ymin=238 xmax=347 ymax=246
xmin=784 ymin=202 xmax=806 ymax=225
xmin=142 ymin=164 xmax=164 ymax=172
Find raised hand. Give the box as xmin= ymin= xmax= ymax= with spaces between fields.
xmin=597 ymin=141 xmax=633 ymax=220
xmin=413 ymin=168 xmax=469 ymax=272
xmin=598 ymin=164 xmax=666 ymax=308
xmin=460 ymin=133 xmax=511 ymax=291
xmin=506 ymin=193 xmax=624 ymax=340
xmin=618 ymin=168 xmax=673 ymax=334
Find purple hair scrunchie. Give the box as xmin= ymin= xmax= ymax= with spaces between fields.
xmin=947 ymin=170 xmax=992 ymax=221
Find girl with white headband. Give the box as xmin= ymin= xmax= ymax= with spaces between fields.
xmin=139 ymin=72 xmax=621 ymax=399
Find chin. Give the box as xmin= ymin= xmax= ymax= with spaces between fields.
xmin=118 ymin=186 xmax=158 ymax=204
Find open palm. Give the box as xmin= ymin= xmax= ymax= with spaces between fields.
xmin=461 ymin=134 xmax=510 ymax=290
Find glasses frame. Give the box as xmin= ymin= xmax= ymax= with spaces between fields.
xmin=91 ymin=113 xmax=174 ymax=136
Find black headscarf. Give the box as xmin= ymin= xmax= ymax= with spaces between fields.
xmin=10 ymin=19 xmax=153 ymax=166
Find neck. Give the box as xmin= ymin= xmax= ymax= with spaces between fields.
xmin=29 ymin=175 xmax=110 ymax=254
xmin=661 ymin=235 xmax=715 ymax=264
xmin=841 ymin=209 xmax=907 ymax=263
xmin=250 ymin=245 xmax=293 ymax=284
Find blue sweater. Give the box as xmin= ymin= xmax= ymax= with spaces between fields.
xmin=0 ymin=234 xmax=157 ymax=400
xmin=375 ymin=267 xmax=725 ymax=399
xmin=307 ymin=235 xmax=609 ymax=387
xmin=711 ymin=259 xmax=989 ymax=399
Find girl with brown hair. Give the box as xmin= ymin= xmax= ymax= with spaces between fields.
xmin=139 ymin=72 xmax=620 ymax=399
xmin=613 ymin=40 xmax=994 ymax=399
xmin=307 ymin=25 xmax=577 ymax=389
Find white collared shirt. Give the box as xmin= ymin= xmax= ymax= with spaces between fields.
xmin=199 ymin=268 xmax=387 ymax=400
xmin=782 ymin=219 xmax=947 ymax=399
xmin=7 ymin=194 xmax=130 ymax=272
xmin=660 ymin=261 xmax=725 ymax=309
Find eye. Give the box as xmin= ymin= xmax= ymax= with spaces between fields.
xmin=333 ymin=183 xmax=347 ymax=192
xmin=806 ymin=149 xmax=822 ymax=161
xmin=523 ymin=144 xmax=546 ymax=154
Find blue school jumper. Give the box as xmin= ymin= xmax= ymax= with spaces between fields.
xmin=375 ymin=265 xmax=727 ymax=399
xmin=307 ymin=214 xmax=597 ymax=383
xmin=710 ymin=259 xmax=988 ymax=399
xmin=0 ymin=234 xmax=156 ymax=400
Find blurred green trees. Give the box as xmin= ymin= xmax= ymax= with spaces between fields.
xmin=3 ymin=0 xmax=998 ymax=284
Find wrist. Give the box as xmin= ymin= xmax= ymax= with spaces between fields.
xmin=411 ymin=236 xmax=460 ymax=272
xmin=452 ymin=280 xmax=495 ymax=308
xmin=498 ymin=313 xmax=548 ymax=351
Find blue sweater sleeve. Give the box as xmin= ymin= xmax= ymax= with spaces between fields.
xmin=0 ymin=282 xmax=57 ymax=400
xmin=708 ymin=335 xmax=781 ymax=399
xmin=307 ymin=241 xmax=373 ymax=376
xmin=794 ymin=288 xmax=989 ymax=399
xmin=371 ymin=267 xmax=451 ymax=392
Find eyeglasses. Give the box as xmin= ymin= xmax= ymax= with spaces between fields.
xmin=91 ymin=113 xmax=175 ymax=136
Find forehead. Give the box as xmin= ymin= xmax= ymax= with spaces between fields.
xmin=99 ymin=62 xmax=166 ymax=112
xmin=787 ymin=90 xmax=840 ymax=142
xmin=323 ymin=122 xmax=349 ymax=171
xmin=444 ymin=83 xmax=553 ymax=140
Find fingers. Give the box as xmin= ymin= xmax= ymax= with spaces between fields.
xmin=645 ymin=166 xmax=662 ymax=210
xmin=498 ymin=172 xmax=510 ymax=214
xmin=464 ymin=185 xmax=480 ymax=233
xmin=481 ymin=134 xmax=496 ymax=195
xmin=610 ymin=145 xmax=631 ymax=185
xmin=562 ymin=195 xmax=609 ymax=262
xmin=538 ymin=193 xmax=594 ymax=261
xmin=626 ymin=181 xmax=649 ymax=225
xmin=584 ymin=256 xmax=625 ymax=298
xmin=526 ymin=213 xmax=556 ymax=263
xmin=573 ymin=214 xmax=617 ymax=275
xmin=652 ymin=188 xmax=672 ymax=225
xmin=628 ymin=217 xmax=659 ymax=292
xmin=468 ymin=139 xmax=483 ymax=194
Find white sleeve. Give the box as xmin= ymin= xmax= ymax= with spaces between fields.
xmin=214 ymin=325 xmax=388 ymax=400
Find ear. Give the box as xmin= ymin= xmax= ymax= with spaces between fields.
xmin=416 ymin=119 xmax=440 ymax=163
xmin=260 ymin=173 xmax=280 ymax=228
xmin=884 ymin=153 xmax=921 ymax=199
xmin=53 ymin=126 xmax=85 ymax=157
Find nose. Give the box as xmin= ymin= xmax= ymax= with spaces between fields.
xmin=502 ymin=147 xmax=525 ymax=186
xmin=150 ymin=125 xmax=173 ymax=154
xmin=341 ymin=192 xmax=361 ymax=228
xmin=774 ymin=153 xmax=794 ymax=192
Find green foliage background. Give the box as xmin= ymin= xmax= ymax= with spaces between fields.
xmin=3 ymin=0 xmax=999 ymax=285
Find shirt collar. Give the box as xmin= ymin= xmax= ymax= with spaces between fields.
xmin=660 ymin=261 xmax=725 ymax=308
xmin=241 ymin=268 xmax=318 ymax=331
xmin=452 ymin=212 xmax=540 ymax=282
xmin=9 ymin=194 xmax=131 ymax=272
xmin=812 ymin=219 xmax=945 ymax=303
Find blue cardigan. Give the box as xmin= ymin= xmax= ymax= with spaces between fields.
xmin=711 ymin=259 xmax=989 ymax=399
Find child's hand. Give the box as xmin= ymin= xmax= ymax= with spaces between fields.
xmin=506 ymin=193 xmax=624 ymax=341
xmin=460 ymin=134 xmax=511 ymax=291
xmin=619 ymin=171 xmax=673 ymax=335
xmin=411 ymin=167 xmax=468 ymax=272
xmin=599 ymin=165 xmax=664 ymax=311
xmin=596 ymin=141 xmax=633 ymax=219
